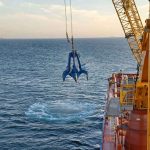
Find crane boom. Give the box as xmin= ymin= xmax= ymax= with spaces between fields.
xmin=112 ymin=0 xmax=143 ymax=65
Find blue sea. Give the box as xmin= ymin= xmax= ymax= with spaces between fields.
xmin=0 ymin=38 xmax=136 ymax=150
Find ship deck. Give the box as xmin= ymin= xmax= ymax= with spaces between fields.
xmin=102 ymin=73 xmax=136 ymax=150
xmin=102 ymin=116 xmax=116 ymax=150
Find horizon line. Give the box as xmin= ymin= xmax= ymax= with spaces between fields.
xmin=0 ymin=36 xmax=125 ymax=40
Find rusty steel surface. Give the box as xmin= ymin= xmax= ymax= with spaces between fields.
xmin=125 ymin=110 xmax=147 ymax=150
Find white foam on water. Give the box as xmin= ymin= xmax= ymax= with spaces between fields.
xmin=25 ymin=103 xmax=51 ymax=119
xmin=25 ymin=101 xmax=96 ymax=122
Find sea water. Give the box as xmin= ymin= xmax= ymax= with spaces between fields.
xmin=0 ymin=38 xmax=136 ymax=150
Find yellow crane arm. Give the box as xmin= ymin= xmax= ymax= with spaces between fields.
xmin=112 ymin=0 xmax=144 ymax=65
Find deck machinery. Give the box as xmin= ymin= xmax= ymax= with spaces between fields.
xmin=103 ymin=0 xmax=150 ymax=149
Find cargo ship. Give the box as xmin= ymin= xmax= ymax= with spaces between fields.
xmin=102 ymin=0 xmax=150 ymax=150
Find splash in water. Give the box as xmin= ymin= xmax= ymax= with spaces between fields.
xmin=25 ymin=101 xmax=95 ymax=123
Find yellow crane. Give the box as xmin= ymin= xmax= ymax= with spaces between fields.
xmin=112 ymin=0 xmax=143 ymax=65
xmin=112 ymin=0 xmax=150 ymax=149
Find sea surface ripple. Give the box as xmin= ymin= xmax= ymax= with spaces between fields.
xmin=0 ymin=38 xmax=136 ymax=150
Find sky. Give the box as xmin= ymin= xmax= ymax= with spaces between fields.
xmin=0 ymin=0 xmax=149 ymax=39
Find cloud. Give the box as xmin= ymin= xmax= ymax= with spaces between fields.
xmin=31 ymin=4 xmax=123 ymax=37
xmin=138 ymin=4 xmax=149 ymax=24
xmin=21 ymin=2 xmax=41 ymax=8
xmin=0 ymin=1 xmax=4 ymax=7
xmin=0 ymin=2 xmax=123 ymax=38
xmin=0 ymin=13 xmax=65 ymax=38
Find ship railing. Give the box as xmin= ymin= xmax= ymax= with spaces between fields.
xmin=121 ymin=90 xmax=134 ymax=106
xmin=101 ymin=96 xmax=108 ymax=150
